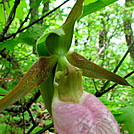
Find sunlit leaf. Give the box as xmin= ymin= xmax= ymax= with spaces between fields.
xmin=16 ymin=0 xmax=27 ymax=20
xmin=0 ymin=55 xmax=58 ymax=112
xmin=0 ymin=6 xmax=5 ymax=24
xmin=84 ymin=0 xmax=98 ymax=5
xmin=19 ymin=24 xmax=48 ymax=46
xmin=66 ymin=52 xmax=131 ymax=86
xmin=81 ymin=0 xmax=117 ymax=18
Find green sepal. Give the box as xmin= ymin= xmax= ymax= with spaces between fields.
xmin=36 ymin=42 xmax=50 ymax=57
xmin=36 ymin=28 xmax=66 ymax=55
xmin=37 ymin=0 xmax=84 ymax=56
xmin=40 ymin=64 xmax=56 ymax=115
xmin=45 ymin=28 xmax=67 ymax=55
xmin=36 ymin=33 xmax=50 ymax=56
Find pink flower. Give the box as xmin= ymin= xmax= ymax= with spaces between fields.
xmin=52 ymin=91 xmax=120 ymax=134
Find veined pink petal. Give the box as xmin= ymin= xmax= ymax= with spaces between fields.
xmin=52 ymin=100 xmax=95 ymax=134
xmin=52 ymin=91 xmax=120 ymax=134
xmin=81 ymin=91 xmax=120 ymax=134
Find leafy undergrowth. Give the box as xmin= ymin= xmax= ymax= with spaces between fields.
xmin=0 ymin=95 xmax=54 ymax=134
xmin=99 ymin=94 xmax=134 ymax=134
xmin=1 ymin=94 xmax=134 ymax=133
xmin=117 ymin=98 xmax=134 ymax=134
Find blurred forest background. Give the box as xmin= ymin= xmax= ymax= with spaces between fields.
xmin=0 ymin=0 xmax=134 ymax=133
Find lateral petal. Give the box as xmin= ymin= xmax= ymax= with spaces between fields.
xmin=66 ymin=52 xmax=131 ymax=86
xmin=0 ymin=55 xmax=58 ymax=112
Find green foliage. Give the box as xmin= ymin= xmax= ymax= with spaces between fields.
xmin=0 ymin=88 xmax=9 ymax=99
xmin=118 ymin=105 xmax=134 ymax=133
xmin=19 ymin=24 xmax=48 ymax=46
xmin=82 ymin=0 xmax=117 ymax=17
xmin=15 ymin=0 xmax=27 ymax=20
xmin=84 ymin=0 xmax=97 ymax=5
xmin=0 ymin=39 xmax=18 ymax=51
xmin=32 ymin=126 xmax=44 ymax=133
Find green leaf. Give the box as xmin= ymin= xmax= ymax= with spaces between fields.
xmin=130 ymin=97 xmax=134 ymax=106
xmin=19 ymin=24 xmax=48 ymax=46
xmin=36 ymin=0 xmax=42 ymax=7
xmin=0 ymin=88 xmax=9 ymax=100
xmin=45 ymin=120 xmax=52 ymax=125
xmin=0 ymin=88 xmax=9 ymax=95
xmin=31 ymin=126 xmax=43 ymax=133
xmin=0 ymin=39 xmax=18 ymax=51
xmin=0 ymin=55 xmax=58 ymax=112
xmin=66 ymin=52 xmax=131 ymax=86
xmin=84 ymin=0 xmax=98 ymax=5
xmin=81 ymin=0 xmax=117 ymax=18
xmin=16 ymin=0 xmax=27 ymax=20
xmin=42 ymin=0 xmax=49 ymax=4
xmin=5 ymin=0 xmax=14 ymax=17
xmin=0 ymin=6 xmax=5 ymax=24
xmin=118 ymin=106 xmax=134 ymax=134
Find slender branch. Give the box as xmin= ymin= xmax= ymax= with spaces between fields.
xmin=95 ymin=71 xmax=134 ymax=97
xmin=35 ymin=123 xmax=53 ymax=134
xmin=27 ymin=108 xmax=38 ymax=134
xmin=4 ymin=90 xmax=40 ymax=113
xmin=0 ymin=0 xmax=70 ymax=42
xmin=15 ymin=9 xmax=32 ymax=34
xmin=92 ymin=79 xmax=98 ymax=92
xmin=100 ymin=45 xmax=132 ymax=91
xmin=25 ymin=90 xmax=41 ymax=109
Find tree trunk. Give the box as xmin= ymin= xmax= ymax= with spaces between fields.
xmin=124 ymin=0 xmax=134 ymax=60
xmin=29 ymin=0 xmax=49 ymax=54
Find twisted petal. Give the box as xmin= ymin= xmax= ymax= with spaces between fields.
xmin=66 ymin=52 xmax=131 ymax=86
xmin=52 ymin=91 xmax=120 ymax=134
xmin=0 ymin=55 xmax=58 ymax=112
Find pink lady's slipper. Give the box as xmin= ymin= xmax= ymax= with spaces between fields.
xmin=0 ymin=1 xmax=131 ymax=133
xmin=52 ymin=56 xmax=120 ymax=134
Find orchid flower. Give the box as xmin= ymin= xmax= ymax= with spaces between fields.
xmin=52 ymin=91 xmax=120 ymax=134
xmin=0 ymin=0 xmax=132 ymax=133
xmin=52 ymin=56 xmax=120 ymax=134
